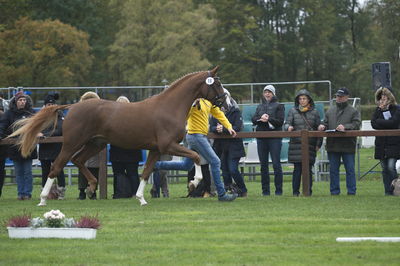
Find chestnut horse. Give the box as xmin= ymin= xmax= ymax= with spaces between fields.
xmin=10 ymin=66 xmax=227 ymax=206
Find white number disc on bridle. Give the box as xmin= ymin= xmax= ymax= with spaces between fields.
xmin=205 ymin=77 xmax=215 ymax=85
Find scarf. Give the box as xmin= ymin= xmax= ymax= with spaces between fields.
xmin=299 ymin=104 xmax=311 ymax=113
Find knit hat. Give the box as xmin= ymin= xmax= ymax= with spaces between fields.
xmin=14 ymin=91 xmax=27 ymax=101
xmin=44 ymin=92 xmax=59 ymax=105
xmin=263 ymin=85 xmax=276 ymax=96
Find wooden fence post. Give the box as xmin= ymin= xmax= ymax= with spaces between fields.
xmin=98 ymin=148 xmax=107 ymax=199
xmin=301 ymin=129 xmax=310 ymax=196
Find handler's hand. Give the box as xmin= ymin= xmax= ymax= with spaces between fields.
xmin=228 ymin=128 xmax=237 ymax=137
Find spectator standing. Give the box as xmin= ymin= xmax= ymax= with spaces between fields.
xmin=154 ymin=98 xmax=238 ymax=201
xmin=210 ymin=92 xmax=247 ymax=197
xmin=318 ymin=87 xmax=361 ymax=195
xmin=38 ymin=92 xmax=66 ymax=199
xmin=77 ymin=92 xmax=101 ymax=200
xmin=371 ymin=87 xmax=400 ymax=195
xmin=0 ymin=92 xmax=7 ymax=198
xmin=285 ymin=89 xmax=322 ymax=196
xmin=110 ymin=96 xmax=143 ymax=199
xmin=0 ymin=91 xmax=37 ymax=200
xmin=251 ymin=85 xmax=285 ymax=196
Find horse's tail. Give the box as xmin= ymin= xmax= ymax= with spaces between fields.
xmin=8 ymin=104 xmax=71 ymax=158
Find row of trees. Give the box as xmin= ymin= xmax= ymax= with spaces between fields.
xmin=0 ymin=0 xmax=399 ymax=104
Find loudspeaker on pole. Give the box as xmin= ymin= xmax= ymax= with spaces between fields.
xmin=371 ymin=62 xmax=391 ymax=90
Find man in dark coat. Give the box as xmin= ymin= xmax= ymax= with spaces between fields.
xmin=371 ymin=87 xmax=400 ymax=195
xmin=38 ymin=92 xmax=66 ymax=199
xmin=0 ymin=91 xmax=37 ymax=200
xmin=318 ymin=87 xmax=361 ymax=195
xmin=285 ymin=89 xmax=322 ymax=196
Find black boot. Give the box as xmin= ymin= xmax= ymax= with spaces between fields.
xmin=78 ymin=189 xmax=86 ymax=200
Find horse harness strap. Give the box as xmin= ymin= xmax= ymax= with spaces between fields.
xmin=205 ymin=71 xmax=226 ymax=108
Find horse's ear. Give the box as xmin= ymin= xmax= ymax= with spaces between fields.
xmin=210 ymin=66 xmax=219 ymax=76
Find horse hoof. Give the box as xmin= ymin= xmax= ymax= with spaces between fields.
xmin=136 ymin=195 xmax=147 ymax=206
xmin=86 ymin=189 xmax=94 ymax=199
xmin=37 ymin=199 xmax=47 ymax=206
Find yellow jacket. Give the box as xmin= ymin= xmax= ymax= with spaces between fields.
xmin=187 ymin=99 xmax=232 ymax=135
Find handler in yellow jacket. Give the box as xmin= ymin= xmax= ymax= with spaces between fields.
xmin=155 ymin=98 xmax=237 ymax=201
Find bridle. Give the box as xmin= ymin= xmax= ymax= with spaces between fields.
xmin=205 ymin=71 xmax=227 ymax=108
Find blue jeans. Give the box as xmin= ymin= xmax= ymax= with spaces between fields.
xmin=257 ymin=138 xmax=283 ymax=195
xmin=14 ymin=159 xmax=33 ymax=197
xmin=156 ymin=133 xmax=226 ymax=197
xmin=221 ymin=156 xmax=247 ymax=193
xmin=328 ymin=152 xmax=356 ymax=195
xmin=380 ymin=158 xmax=397 ymax=195
xmin=292 ymin=162 xmax=313 ymax=196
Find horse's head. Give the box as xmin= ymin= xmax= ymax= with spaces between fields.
xmin=199 ymin=66 xmax=227 ymax=107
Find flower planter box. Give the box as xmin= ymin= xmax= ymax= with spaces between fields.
xmin=7 ymin=227 xmax=97 ymax=239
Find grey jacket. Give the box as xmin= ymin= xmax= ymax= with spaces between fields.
xmin=322 ymin=101 xmax=361 ymax=153
xmin=285 ymin=90 xmax=322 ymax=163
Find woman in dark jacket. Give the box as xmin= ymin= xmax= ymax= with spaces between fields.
xmin=210 ymin=94 xmax=247 ymax=197
xmin=251 ymin=85 xmax=285 ymax=196
xmin=371 ymin=87 xmax=400 ymax=195
xmin=0 ymin=91 xmax=37 ymax=200
xmin=285 ymin=89 xmax=322 ymax=196
xmin=38 ymin=93 xmax=66 ymax=199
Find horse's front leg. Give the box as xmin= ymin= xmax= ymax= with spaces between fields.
xmin=136 ymin=150 xmax=160 ymax=206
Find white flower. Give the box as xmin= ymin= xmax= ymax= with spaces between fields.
xmin=43 ymin=210 xmax=65 ymax=220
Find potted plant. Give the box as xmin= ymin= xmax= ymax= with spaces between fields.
xmin=6 ymin=210 xmax=100 ymax=239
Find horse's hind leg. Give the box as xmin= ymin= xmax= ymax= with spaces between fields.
xmin=71 ymin=141 xmax=106 ymax=197
xmin=38 ymin=147 xmax=80 ymax=206
xmin=136 ymin=150 xmax=160 ymax=206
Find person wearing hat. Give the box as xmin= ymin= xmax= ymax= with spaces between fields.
xmin=251 ymin=85 xmax=285 ymax=196
xmin=0 ymin=91 xmax=37 ymax=200
xmin=318 ymin=87 xmax=361 ymax=195
xmin=38 ymin=92 xmax=67 ymax=199
xmin=371 ymin=87 xmax=400 ymax=195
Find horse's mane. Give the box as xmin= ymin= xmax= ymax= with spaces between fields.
xmin=163 ymin=70 xmax=204 ymax=92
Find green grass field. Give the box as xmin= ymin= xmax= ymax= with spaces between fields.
xmin=1 ymin=148 xmax=400 ymax=265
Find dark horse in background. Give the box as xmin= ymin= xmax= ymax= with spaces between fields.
xmin=10 ymin=66 xmax=227 ymax=206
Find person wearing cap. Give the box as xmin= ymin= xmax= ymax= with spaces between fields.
xmin=38 ymin=92 xmax=66 ymax=199
xmin=318 ymin=87 xmax=361 ymax=195
xmin=0 ymin=91 xmax=37 ymax=200
xmin=252 ymin=85 xmax=285 ymax=196
xmin=285 ymin=89 xmax=322 ymax=196
xmin=371 ymin=87 xmax=400 ymax=195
